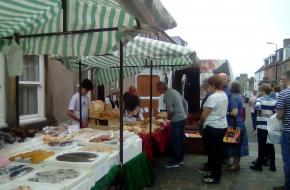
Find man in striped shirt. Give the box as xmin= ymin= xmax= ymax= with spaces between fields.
xmin=250 ymin=83 xmax=276 ymax=172
xmin=276 ymin=70 xmax=290 ymax=190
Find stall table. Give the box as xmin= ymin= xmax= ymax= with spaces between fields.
xmin=91 ymin=121 xmax=171 ymax=160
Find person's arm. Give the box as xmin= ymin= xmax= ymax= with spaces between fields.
xmin=67 ymin=110 xmax=80 ymax=122
xmin=248 ymin=97 xmax=253 ymax=107
xmin=182 ymin=97 xmax=188 ymax=115
xmin=230 ymin=96 xmax=239 ymax=117
xmin=276 ymin=109 xmax=284 ymax=120
xmin=200 ymin=107 xmax=213 ymax=123
xmin=67 ymin=95 xmax=88 ymax=127
xmin=276 ymin=93 xmax=285 ymax=120
xmin=200 ymin=95 xmax=215 ymax=123
xmin=164 ymin=94 xmax=173 ymax=120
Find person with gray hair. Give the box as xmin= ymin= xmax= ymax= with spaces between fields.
xmin=156 ymin=81 xmax=188 ymax=168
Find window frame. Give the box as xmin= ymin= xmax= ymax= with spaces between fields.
xmin=19 ymin=55 xmax=46 ymax=125
xmin=0 ymin=53 xmax=6 ymax=127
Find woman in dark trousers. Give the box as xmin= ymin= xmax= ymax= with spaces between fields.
xmin=199 ymin=79 xmax=213 ymax=174
xmin=226 ymin=82 xmax=249 ymax=171
xmin=200 ymin=75 xmax=228 ymax=184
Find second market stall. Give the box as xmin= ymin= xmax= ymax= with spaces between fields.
xmin=68 ymin=35 xmax=199 ymax=159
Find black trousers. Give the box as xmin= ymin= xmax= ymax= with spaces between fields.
xmin=257 ymin=128 xmax=275 ymax=167
xmin=203 ymin=126 xmax=227 ymax=181
xmin=201 ymin=127 xmax=209 ymax=168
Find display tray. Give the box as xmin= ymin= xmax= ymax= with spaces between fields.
xmin=0 ymin=165 xmax=90 ymax=190
xmin=45 ymin=151 xmax=108 ymax=169
xmin=0 ymin=162 xmax=35 ymax=185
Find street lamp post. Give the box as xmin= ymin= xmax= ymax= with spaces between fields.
xmin=266 ymin=42 xmax=278 ymax=84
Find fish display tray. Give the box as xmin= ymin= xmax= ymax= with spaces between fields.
xmin=1 ymin=165 xmax=90 ymax=190
xmin=45 ymin=151 xmax=108 ymax=169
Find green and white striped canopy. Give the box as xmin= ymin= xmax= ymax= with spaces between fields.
xmin=0 ymin=0 xmax=61 ymax=38
xmin=20 ymin=0 xmax=136 ymax=56
xmin=0 ymin=0 xmax=177 ymax=57
xmin=68 ymin=36 xmax=199 ymax=85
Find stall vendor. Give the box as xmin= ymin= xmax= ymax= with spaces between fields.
xmin=108 ymin=87 xmax=119 ymax=109
xmin=124 ymin=86 xmax=140 ymax=117
xmin=68 ymin=79 xmax=94 ymax=128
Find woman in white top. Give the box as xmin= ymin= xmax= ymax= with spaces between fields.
xmin=200 ymin=75 xmax=228 ymax=184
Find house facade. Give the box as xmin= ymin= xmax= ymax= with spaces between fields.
xmin=0 ymin=53 xmax=91 ymax=128
xmin=254 ymin=38 xmax=290 ymax=90
xmin=254 ymin=65 xmax=265 ymax=90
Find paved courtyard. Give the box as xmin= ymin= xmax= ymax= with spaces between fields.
xmin=145 ymin=143 xmax=283 ymax=190
xmin=145 ymin=104 xmax=284 ymax=190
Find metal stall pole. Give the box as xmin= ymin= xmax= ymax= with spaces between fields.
xmin=14 ymin=34 xmax=20 ymax=127
xmin=119 ymin=41 xmax=124 ymax=190
xmin=149 ymin=60 xmax=153 ymax=135
xmin=79 ymin=60 xmax=83 ymax=128
xmin=62 ymin=0 xmax=67 ymax=32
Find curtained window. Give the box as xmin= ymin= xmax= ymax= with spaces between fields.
xmin=19 ymin=55 xmax=45 ymax=124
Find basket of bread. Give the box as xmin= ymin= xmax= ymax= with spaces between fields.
xmin=89 ymin=100 xmax=105 ymax=118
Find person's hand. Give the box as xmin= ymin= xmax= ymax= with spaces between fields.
xmin=82 ymin=120 xmax=88 ymax=128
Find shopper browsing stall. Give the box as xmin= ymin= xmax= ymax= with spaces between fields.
xmin=157 ymin=82 xmax=188 ymax=168
xmin=68 ymin=79 xmax=94 ymax=128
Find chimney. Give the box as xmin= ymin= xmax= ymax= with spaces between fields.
xmin=283 ymin=38 xmax=290 ymax=48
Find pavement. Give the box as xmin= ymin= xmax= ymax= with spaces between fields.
xmin=144 ymin=104 xmax=285 ymax=190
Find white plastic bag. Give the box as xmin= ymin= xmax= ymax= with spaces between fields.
xmin=267 ymin=114 xmax=282 ymax=144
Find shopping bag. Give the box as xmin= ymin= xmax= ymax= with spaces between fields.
xmin=223 ymin=127 xmax=241 ymax=144
xmin=267 ymin=114 xmax=281 ymax=144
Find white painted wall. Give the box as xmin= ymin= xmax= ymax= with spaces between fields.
xmin=254 ymin=70 xmax=264 ymax=90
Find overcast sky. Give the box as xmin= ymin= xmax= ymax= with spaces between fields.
xmin=161 ymin=0 xmax=290 ymax=77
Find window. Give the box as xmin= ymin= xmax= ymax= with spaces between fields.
xmin=0 ymin=53 xmax=6 ymax=127
xmin=19 ymin=55 xmax=46 ymax=124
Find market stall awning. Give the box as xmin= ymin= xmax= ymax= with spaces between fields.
xmin=0 ymin=0 xmax=177 ymax=57
xmin=67 ymin=36 xmax=199 ymax=85
xmin=0 ymin=0 xmax=61 ymax=38
xmin=19 ymin=0 xmax=136 ymax=56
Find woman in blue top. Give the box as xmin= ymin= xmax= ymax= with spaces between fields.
xmin=227 ymin=81 xmax=249 ymax=171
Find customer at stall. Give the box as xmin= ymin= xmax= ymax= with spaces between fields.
xmin=249 ymin=91 xmax=258 ymax=134
xmin=218 ymin=72 xmax=230 ymax=97
xmin=218 ymin=73 xmax=231 ymax=126
xmin=275 ymin=70 xmax=290 ymax=190
xmin=156 ymin=82 xmax=188 ymax=168
xmin=124 ymin=86 xmax=140 ymax=117
xmin=200 ymin=75 xmax=228 ymax=184
xmin=250 ymin=83 xmax=276 ymax=172
xmin=226 ymin=81 xmax=249 ymax=171
xmin=68 ymin=79 xmax=94 ymax=128
xmin=199 ymin=78 xmax=213 ymax=174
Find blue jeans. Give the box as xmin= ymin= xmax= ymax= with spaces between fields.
xmin=281 ymin=131 xmax=290 ymax=190
xmin=171 ymin=119 xmax=186 ymax=163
